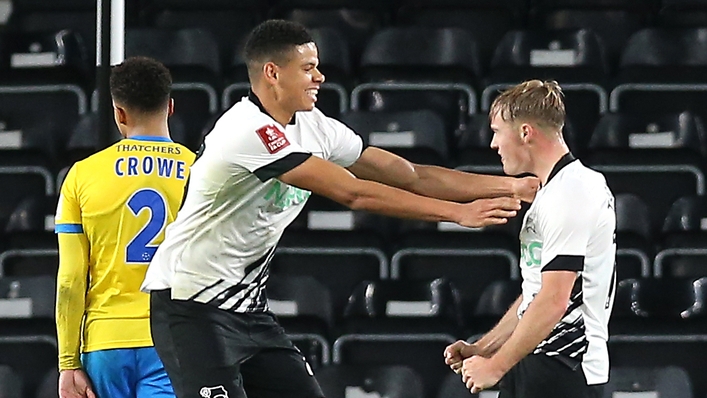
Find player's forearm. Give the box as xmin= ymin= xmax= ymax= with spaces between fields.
xmin=346 ymin=179 xmax=461 ymax=223
xmin=473 ymin=296 xmax=522 ymax=357
xmin=405 ymin=165 xmax=517 ymax=202
xmin=56 ymin=234 xmax=90 ymax=370
xmin=488 ymin=290 xmax=567 ymax=373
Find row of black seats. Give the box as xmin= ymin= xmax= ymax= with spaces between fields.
xmin=1 ymin=275 xmax=706 ymax=398
xmin=1 ymin=104 xmax=707 ymax=172
xmin=9 ymin=0 xmax=707 ymax=72
xmin=0 ymin=192 xmax=705 ymax=281
xmin=11 ymin=24 xmax=707 ymax=88
xmin=0 ymin=356 xmax=701 ymax=398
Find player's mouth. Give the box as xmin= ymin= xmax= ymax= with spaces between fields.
xmin=306 ymin=87 xmax=319 ymax=102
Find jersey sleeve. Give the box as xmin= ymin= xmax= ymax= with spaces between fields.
xmin=220 ymin=122 xmax=312 ymax=182
xmin=55 ymin=165 xmax=83 ymax=233
xmin=319 ymin=110 xmax=364 ymax=167
xmin=54 ymin=164 xmax=90 ymax=370
xmin=538 ymin=182 xmax=594 ymax=272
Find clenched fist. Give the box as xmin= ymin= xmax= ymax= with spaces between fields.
xmin=512 ymin=176 xmax=540 ymax=203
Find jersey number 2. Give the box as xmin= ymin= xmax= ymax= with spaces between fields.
xmin=126 ymin=189 xmax=167 ymax=263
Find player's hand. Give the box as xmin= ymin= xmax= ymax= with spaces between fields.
xmin=512 ymin=176 xmax=540 ymax=203
xmin=59 ymin=369 xmax=96 ymax=398
xmin=444 ymin=340 xmax=481 ymax=374
xmin=457 ymin=197 xmax=521 ymax=228
xmin=461 ymin=356 xmax=505 ymax=394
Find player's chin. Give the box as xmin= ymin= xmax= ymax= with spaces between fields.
xmin=301 ymin=100 xmax=316 ymax=111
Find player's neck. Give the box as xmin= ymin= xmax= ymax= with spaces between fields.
xmin=251 ymin=86 xmax=295 ymax=127
xmin=534 ymin=142 xmax=571 ymax=186
xmin=124 ymin=119 xmax=171 ymax=141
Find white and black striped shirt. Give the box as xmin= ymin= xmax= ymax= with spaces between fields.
xmin=518 ymin=153 xmax=616 ymax=385
xmin=141 ymin=92 xmax=363 ymax=313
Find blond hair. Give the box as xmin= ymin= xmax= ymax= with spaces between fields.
xmin=489 ymin=80 xmax=565 ymax=132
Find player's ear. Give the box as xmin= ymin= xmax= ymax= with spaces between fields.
xmin=114 ymin=104 xmax=128 ymax=126
xmin=263 ymin=62 xmax=279 ymax=84
xmin=167 ymin=98 xmax=174 ymax=117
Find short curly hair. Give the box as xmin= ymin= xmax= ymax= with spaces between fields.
xmin=244 ymin=19 xmax=314 ymax=79
xmin=110 ymin=56 xmax=172 ymax=114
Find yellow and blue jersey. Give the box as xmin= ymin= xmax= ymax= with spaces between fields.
xmin=55 ymin=136 xmax=194 ymax=370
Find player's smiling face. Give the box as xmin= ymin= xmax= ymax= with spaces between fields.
xmin=490 ymin=111 xmax=532 ymax=176
xmin=277 ymin=42 xmax=324 ymax=112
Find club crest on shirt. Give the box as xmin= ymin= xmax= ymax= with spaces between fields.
xmin=200 ymin=386 xmax=228 ymax=398
xmin=256 ymin=124 xmax=290 ymax=154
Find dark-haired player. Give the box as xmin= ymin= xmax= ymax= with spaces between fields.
xmin=143 ymin=20 xmax=537 ymax=398
xmin=55 ymin=56 xmax=195 ymax=398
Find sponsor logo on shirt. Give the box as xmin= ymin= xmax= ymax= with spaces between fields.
xmin=256 ymin=124 xmax=290 ymax=154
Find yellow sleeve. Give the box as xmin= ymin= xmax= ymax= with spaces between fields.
xmin=54 ymin=166 xmax=90 ymax=371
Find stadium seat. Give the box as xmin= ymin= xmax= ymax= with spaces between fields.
xmin=588 ymin=113 xmax=706 ymax=235
xmin=352 ymin=27 xmax=480 ymax=142
xmin=146 ymin=0 xmax=263 ymax=73
xmin=602 ymin=366 xmax=694 ymax=398
xmin=0 ymin=334 xmax=57 ymax=398
xmin=271 ymin=229 xmax=388 ymax=322
xmin=531 ymin=0 xmax=650 ymax=69
xmin=614 ymin=194 xmax=652 ymax=280
xmin=610 ymin=28 xmax=707 ymax=124
xmin=126 ymin=28 xmax=221 ymax=151
xmin=0 ymin=248 xmax=58 ymax=278
xmin=332 ymin=333 xmax=456 ymax=398
xmin=342 ymin=278 xmax=465 ymax=335
xmin=34 ymin=367 xmax=57 ymax=398
xmin=482 ymin=29 xmax=609 ymax=143
xmin=658 ymin=0 xmax=707 ymax=27
xmin=0 ymin=275 xmax=55 ymax=319
xmin=657 ymin=195 xmax=707 ymax=278
xmin=266 ymin=274 xmax=333 ymax=336
xmin=0 ymin=364 xmax=22 ymax=398
xmin=0 ymin=29 xmax=91 ymax=86
xmin=6 ymin=0 xmax=97 ymax=65
xmin=340 ymin=110 xmax=449 ymax=166
xmin=317 ymin=364 xmax=425 ymax=398
xmin=611 ymin=277 xmax=707 ymax=334
xmin=395 ymin=0 xmax=522 ymax=72
xmin=473 ymin=279 xmax=521 ymax=333
xmin=390 ymin=230 xmax=520 ymax=330
xmin=0 ymin=83 xmax=88 ymax=169
xmin=268 ymin=0 xmax=391 ymax=62
xmin=0 ymin=167 xmax=55 ymax=242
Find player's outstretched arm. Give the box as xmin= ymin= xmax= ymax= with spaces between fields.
xmin=444 ymin=295 xmax=522 ymax=372
xmin=347 ymin=147 xmax=539 ymax=203
xmin=279 ymin=155 xmax=521 ymax=227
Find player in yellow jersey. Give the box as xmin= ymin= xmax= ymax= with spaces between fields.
xmin=55 ymin=56 xmax=195 ymax=398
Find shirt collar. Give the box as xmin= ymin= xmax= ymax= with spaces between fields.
xmin=546 ymin=152 xmax=576 ymax=185
xmin=248 ymin=90 xmax=297 ymax=125
xmin=125 ymin=135 xmax=172 ymax=142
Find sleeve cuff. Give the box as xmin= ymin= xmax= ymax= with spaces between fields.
xmin=55 ymin=224 xmax=83 ymax=234
xmin=542 ymin=255 xmax=584 ymax=272
xmin=253 ymin=152 xmax=312 ymax=182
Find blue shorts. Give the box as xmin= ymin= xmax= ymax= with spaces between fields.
xmin=81 ymin=347 xmax=175 ymax=398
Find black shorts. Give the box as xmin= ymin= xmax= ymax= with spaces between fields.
xmin=498 ymin=354 xmax=605 ymax=398
xmin=150 ymin=289 xmax=324 ymax=398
